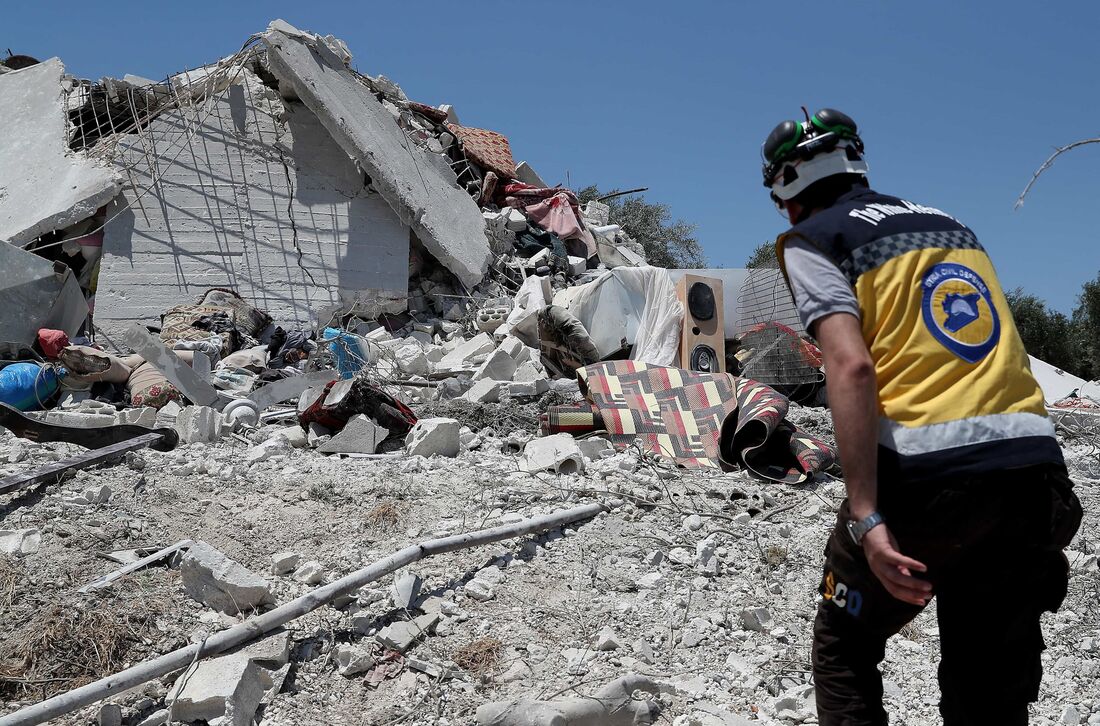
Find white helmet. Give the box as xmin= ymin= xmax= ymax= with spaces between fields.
xmin=762 ymin=108 xmax=869 ymax=201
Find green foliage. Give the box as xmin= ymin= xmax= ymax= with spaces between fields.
xmin=1005 ymin=288 xmax=1078 ymax=374
xmin=1070 ymin=272 xmax=1100 ymax=380
xmin=745 ymin=240 xmax=779 ymax=269
xmin=577 ymin=186 xmax=705 ymax=269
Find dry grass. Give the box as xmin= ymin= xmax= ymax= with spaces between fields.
xmin=763 ymin=544 xmax=789 ymax=568
xmin=366 ymin=499 xmax=401 ymax=532
xmin=451 ymin=637 xmax=502 ymax=676
xmin=0 ymin=556 xmax=20 ymax=612
xmin=0 ymin=593 xmax=166 ymax=700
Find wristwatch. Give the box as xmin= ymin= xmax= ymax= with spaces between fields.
xmin=846 ymin=511 xmax=884 ymax=546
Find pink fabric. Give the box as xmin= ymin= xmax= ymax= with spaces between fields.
xmin=522 ymin=192 xmax=585 ymax=240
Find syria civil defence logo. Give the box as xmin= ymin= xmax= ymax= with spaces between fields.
xmin=920 ymin=263 xmax=1000 ymax=363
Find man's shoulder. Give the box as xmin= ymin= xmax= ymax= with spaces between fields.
xmin=790 ymin=190 xmax=971 ymax=241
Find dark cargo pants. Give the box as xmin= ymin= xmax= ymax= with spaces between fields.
xmin=812 ymin=463 xmax=1082 ymax=726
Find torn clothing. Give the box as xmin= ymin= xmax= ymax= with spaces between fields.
xmin=813 ymin=463 xmax=1081 ymax=726
xmin=775 ymin=187 xmax=1060 ymax=483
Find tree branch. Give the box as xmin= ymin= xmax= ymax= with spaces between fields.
xmin=1015 ymin=137 xmax=1100 ymax=209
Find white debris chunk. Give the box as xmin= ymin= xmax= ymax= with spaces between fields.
xmin=180 ymin=541 xmax=272 ymax=614
xmin=405 ymin=417 xmax=460 ymax=458
xmin=318 ymin=414 xmax=389 ymax=455
xmin=167 ymin=654 xmax=267 ymax=726
xmin=519 ymin=434 xmax=585 ymax=475
xmin=0 ymin=529 xmax=41 ymax=556
xmin=334 ymin=644 xmax=376 ymax=676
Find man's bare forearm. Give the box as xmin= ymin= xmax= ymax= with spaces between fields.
xmin=814 ymin=313 xmax=880 ymax=520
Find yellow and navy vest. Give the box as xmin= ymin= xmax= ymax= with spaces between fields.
xmin=776 ymin=188 xmax=1062 ymax=482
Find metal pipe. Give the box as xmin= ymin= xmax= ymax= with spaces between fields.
xmin=0 ymin=502 xmax=608 ymax=725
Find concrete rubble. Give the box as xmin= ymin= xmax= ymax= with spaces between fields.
xmin=0 ymin=20 xmax=1097 ymax=726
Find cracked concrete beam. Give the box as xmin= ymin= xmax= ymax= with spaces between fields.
xmin=261 ymin=21 xmax=491 ymax=289
xmin=0 ymin=58 xmax=121 ymax=244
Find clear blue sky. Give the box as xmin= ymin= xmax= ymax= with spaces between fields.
xmin=8 ymin=1 xmax=1098 ymax=313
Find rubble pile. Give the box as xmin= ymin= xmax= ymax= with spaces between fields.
xmin=1 ymin=20 xmax=1099 ymax=726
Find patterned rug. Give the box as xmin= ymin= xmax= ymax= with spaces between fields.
xmin=543 ymin=361 xmax=836 ymax=483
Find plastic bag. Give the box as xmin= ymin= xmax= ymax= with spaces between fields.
xmin=0 ymin=362 xmax=64 ymax=411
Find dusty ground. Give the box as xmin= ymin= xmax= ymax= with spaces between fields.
xmin=0 ymin=401 xmax=1097 ymax=725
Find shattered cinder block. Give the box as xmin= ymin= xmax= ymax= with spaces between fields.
xmin=437 ymin=333 xmax=496 ymax=371
xmin=472 ymin=348 xmax=516 ymax=382
xmin=375 ymin=612 xmax=440 ymax=653
xmin=167 ymin=654 xmax=267 ymax=726
xmin=174 ymin=406 xmax=224 ymax=444
xmin=180 ymin=541 xmax=273 ymax=615
xmin=317 ymin=414 xmax=389 ymax=455
xmin=405 ymin=418 xmax=460 ymax=458
xmin=463 ymin=379 xmax=503 ymax=404
xmin=520 ymin=434 xmax=586 ymax=475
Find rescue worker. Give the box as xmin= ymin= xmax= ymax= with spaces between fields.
xmin=762 ymin=108 xmax=1083 ymax=725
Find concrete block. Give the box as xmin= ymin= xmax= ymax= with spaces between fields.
xmin=245 ymin=438 xmax=288 ymax=465
xmin=0 ymin=528 xmax=41 ymax=556
xmin=507 ymin=379 xmax=549 ymax=397
xmin=498 ymin=336 xmax=524 ymax=360
xmin=391 ymin=571 xmax=422 ymax=610
xmin=232 ymin=628 xmax=293 ymax=668
xmin=180 ymin=541 xmax=272 ymax=614
xmin=293 ymin=560 xmax=326 ymax=584
xmin=503 ymin=207 xmax=528 ymax=232
xmin=318 ymin=414 xmax=389 ymax=455
xmin=393 ymin=342 xmax=429 ymax=376
xmin=263 ymin=24 xmax=490 ymax=288
xmin=405 ymin=417 xmax=460 ymax=458
xmin=0 ymin=59 xmax=120 ymax=245
xmin=168 ymin=654 xmax=266 ymax=726
xmin=175 ymin=406 xmax=223 ymax=444
xmin=334 ymin=644 xmax=375 ymax=676
xmin=578 ymin=437 xmax=613 ymax=461
xmin=437 ymin=333 xmax=496 ymax=371
xmin=519 ymin=434 xmax=585 ymax=475
xmin=307 ymin=422 xmax=331 ymax=448
xmin=472 ymin=348 xmax=516 ymax=382
xmin=271 ymin=551 xmax=301 ymax=575
xmin=475 ymin=303 xmax=511 ymax=334
xmin=115 ymin=407 xmax=157 ymax=428
xmin=512 ymin=360 xmax=545 ymax=383
xmin=272 ymin=425 xmax=308 ymax=449
xmin=514 ymin=161 xmax=547 ymax=188
xmin=741 ymin=607 xmax=774 ymax=632
xmin=567 ymin=255 xmax=588 ymax=276
xmin=463 ymin=379 xmax=503 ymax=404
xmin=44 ymin=411 xmax=115 ymax=428
xmin=376 ymin=612 xmax=440 ymax=653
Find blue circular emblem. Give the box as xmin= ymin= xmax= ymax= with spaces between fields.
xmin=920 ymin=263 xmax=1000 ymax=363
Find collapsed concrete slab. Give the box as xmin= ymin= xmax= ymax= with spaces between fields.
xmin=97 ymin=68 xmax=410 ymax=334
xmin=0 ymin=59 xmax=121 ymax=245
xmin=262 ymin=21 xmax=491 ymax=288
xmin=0 ymin=241 xmax=88 ymax=344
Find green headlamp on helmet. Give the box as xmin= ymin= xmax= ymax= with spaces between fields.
xmin=762 ymin=108 xmax=868 ymax=201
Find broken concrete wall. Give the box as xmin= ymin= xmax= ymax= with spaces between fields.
xmin=0 ymin=58 xmax=121 ymax=245
xmin=261 ymin=21 xmax=491 ymax=289
xmin=96 ymin=70 xmax=411 ymax=335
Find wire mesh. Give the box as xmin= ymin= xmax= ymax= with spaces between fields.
xmin=735 ymin=268 xmax=824 ymax=387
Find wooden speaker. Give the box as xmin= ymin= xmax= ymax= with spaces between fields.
xmin=676 ymin=274 xmax=725 ymax=374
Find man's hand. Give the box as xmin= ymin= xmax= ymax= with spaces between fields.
xmin=861 ymin=524 xmax=932 ymax=606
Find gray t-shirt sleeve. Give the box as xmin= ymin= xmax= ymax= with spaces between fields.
xmin=782 ymin=238 xmax=861 ymax=332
